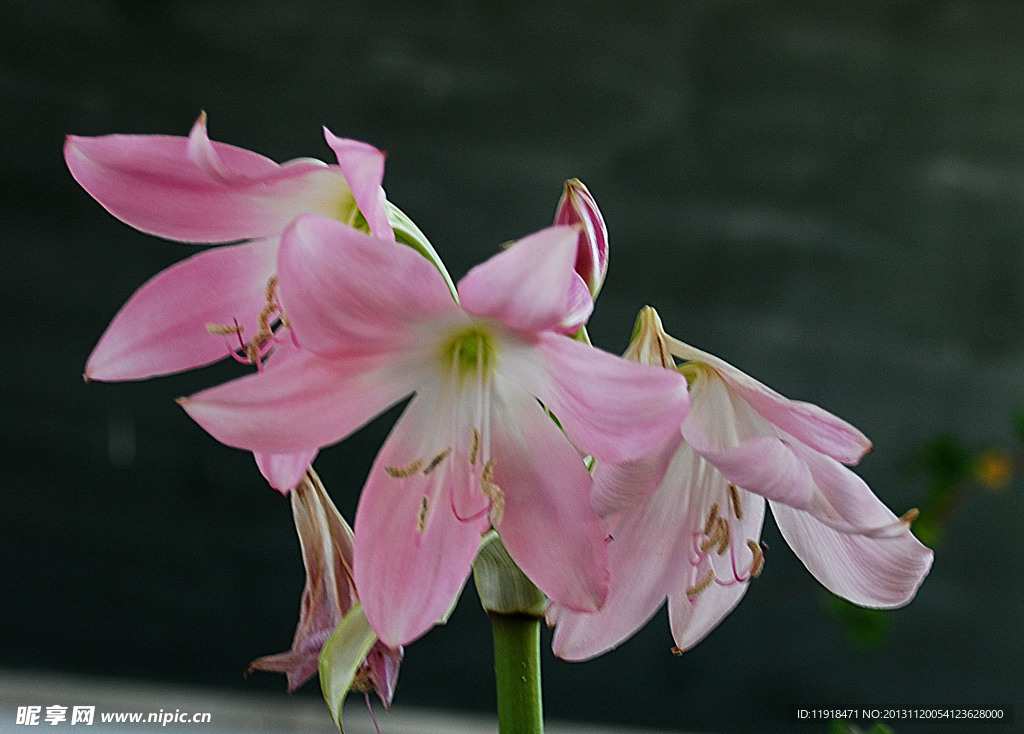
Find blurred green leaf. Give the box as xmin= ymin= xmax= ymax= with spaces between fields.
xmin=821 ymin=593 xmax=890 ymax=647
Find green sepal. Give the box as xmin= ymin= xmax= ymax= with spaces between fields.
xmin=386 ymin=202 xmax=458 ymax=299
xmin=473 ymin=532 xmax=547 ymax=618
xmin=318 ymin=602 xmax=378 ymax=732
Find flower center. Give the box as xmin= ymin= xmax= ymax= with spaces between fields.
xmin=440 ymin=326 xmax=496 ymax=380
xmin=334 ymin=187 xmax=369 ymax=231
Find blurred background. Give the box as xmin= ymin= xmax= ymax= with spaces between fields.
xmin=2 ymin=1 xmax=1023 ymax=732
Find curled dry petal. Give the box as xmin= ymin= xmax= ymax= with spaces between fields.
xmin=248 ymin=470 xmax=402 ymax=700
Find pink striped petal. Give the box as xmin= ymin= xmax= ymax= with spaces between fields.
xmin=323 ymin=130 xmax=394 ymax=242
xmin=668 ymin=336 xmax=871 ymax=464
xmin=65 ymin=120 xmax=346 ymax=243
xmin=354 ymin=390 xmax=489 ymax=647
xmin=771 ymin=500 xmax=933 ymax=608
xmin=503 ymin=332 xmax=689 ymax=464
xmin=667 ymin=569 xmax=752 ymax=653
xmin=458 ymin=226 xmax=591 ymax=333
xmin=179 ymin=349 xmax=424 ymax=455
xmin=489 ymin=376 xmax=608 ymax=614
xmin=277 ymin=215 xmax=460 ymax=358
xmin=254 ymin=449 xmax=319 ymax=494
xmin=549 ymin=440 xmax=694 ymax=661
xmin=791 ymin=441 xmax=919 ymax=536
xmin=668 ymin=479 xmax=767 ymax=652
xmin=85 ymin=238 xmax=279 ymax=381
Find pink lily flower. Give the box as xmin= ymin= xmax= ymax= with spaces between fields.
xmin=180 ymin=218 xmax=690 ymax=647
xmin=549 ymin=306 xmax=933 ymax=661
xmin=67 ymin=114 xmax=400 ymax=492
xmin=248 ymin=469 xmax=402 ymax=707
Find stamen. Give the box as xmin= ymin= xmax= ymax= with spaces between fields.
xmin=715 ymin=518 xmax=731 ymax=556
xmin=385 ymin=459 xmax=424 ymax=478
xmin=205 ymin=276 xmax=286 ymax=370
xmin=206 ymin=322 xmax=243 ymax=336
xmin=480 ymin=458 xmax=505 ymax=525
xmin=728 ymin=484 xmax=743 ymax=519
xmin=469 ymin=427 xmax=480 ymax=466
xmin=416 ymin=495 xmax=429 ymax=534
xmin=703 ymin=503 xmax=720 ymax=535
xmin=485 ymin=485 xmax=505 ymax=526
xmin=685 ymin=569 xmax=715 ymax=598
xmin=699 ymin=523 xmax=722 ymax=553
xmin=900 ymin=508 xmax=920 ymax=525
xmin=422 ymin=448 xmax=451 ymax=475
xmin=747 ymin=540 xmax=765 ymax=578
xmin=670 ymin=646 xmax=684 ymax=657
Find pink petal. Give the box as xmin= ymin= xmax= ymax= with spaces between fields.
xmin=668 ymin=336 xmax=871 ymax=464
xmin=180 ymin=348 xmax=424 ymax=455
xmin=549 ymin=440 xmax=696 ymax=661
xmin=353 ymin=390 xmax=488 ymax=647
xmin=254 ymin=449 xmax=319 ymax=494
xmin=488 ymin=375 xmax=608 ymax=614
xmin=323 ymin=130 xmax=394 ymax=242
xmin=590 ymin=432 xmax=682 ymax=518
xmin=668 ymin=482 xmax=767 ymax=652
xmin=667 ymin=571 xmax=752 ymax=653
xmin=690 ymin=435 xmax=819 ymax=510
xmin=503 ymin=332 xmax=689 ymax=464
xmin=85 ymin=238 xmax=279 ymax=381
xmin=556 ymin=272 xmax=596 ymax=334
xmin=681 ymin=366 xmax=820 ymax=509
xmin=771 ymin=500 xmax=933 ymax=608
xmin=277 ymin=215 xmax=461 ymax=358
xmin=65 ymin=122 xmax=345 ymax=243
xmin=791 ymin=442 xmax=920 ymax=536
xmin=458 ymin=226 xmax=592 ymax=333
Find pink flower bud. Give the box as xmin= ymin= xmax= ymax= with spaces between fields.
xmin=553 ymin=179 xmax=608 ymax=298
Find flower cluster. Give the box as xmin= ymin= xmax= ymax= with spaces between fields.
xmin=69 ymin=116 xmax=932 ymax=721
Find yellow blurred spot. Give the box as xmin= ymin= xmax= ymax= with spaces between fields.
xmin=973 ymin=450 xmax=1013 ymax=490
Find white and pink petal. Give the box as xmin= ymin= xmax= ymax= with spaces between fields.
xmin=85 ymin=238 xmax=279 ymax=381
xmin=503 ymin=332 xmax=689 ymax=464
xmin=277 ymin=215 xmax=461 ymax=358
xmin=488 ymin=375 xmax=608 ymax=616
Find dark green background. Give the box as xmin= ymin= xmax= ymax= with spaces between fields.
xmin=2 ymin=2 xmax=1021 ymax=732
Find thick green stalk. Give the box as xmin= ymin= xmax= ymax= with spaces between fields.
xmin=473 ymin=534 xmax=546 ymax=734
xmin=490 ymin=612 xmax=544 ymax=734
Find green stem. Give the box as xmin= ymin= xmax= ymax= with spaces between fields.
xmin=490 ymin=612 xmax=544 ymax=734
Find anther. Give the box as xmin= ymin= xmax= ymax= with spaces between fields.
xmin=422 ymin=448 xmax=451 ymax=475
xmin=481 ymin=458 xmax=495 ymax=486
xmin=486 ymin=486 xmax=505 ymax=526
xmin=416 ymin=496 xmax=429 ymax=534
xmin=685 ymin=569 xmax=715 ymax=598
xmin=703 ymin=503 xmax=720 ymax=535
xmin=206 ymin=322 xmax=243 ymax=336
xmin=670 ymin=646 xmax=684 ymax=657
xmin=469 ymin=427 xmax=480 ymax=466
xmin=728 ymin=484 xmax=743 ymax=519
xmin=699 ymin=523 xmax=723 ymax=553
xmin=900 ymin=508 xmax=920 ymax=525
xmin=716 ymin=518 xmax=731 ymax=556
xmin=385 ymin=459 xmax=424 ymax=478
xmin=747 ymin=540 xmax=765 ymax=578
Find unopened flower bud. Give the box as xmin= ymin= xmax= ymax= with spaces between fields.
xmin=553 ymin=179 xmax=608 ymax=298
